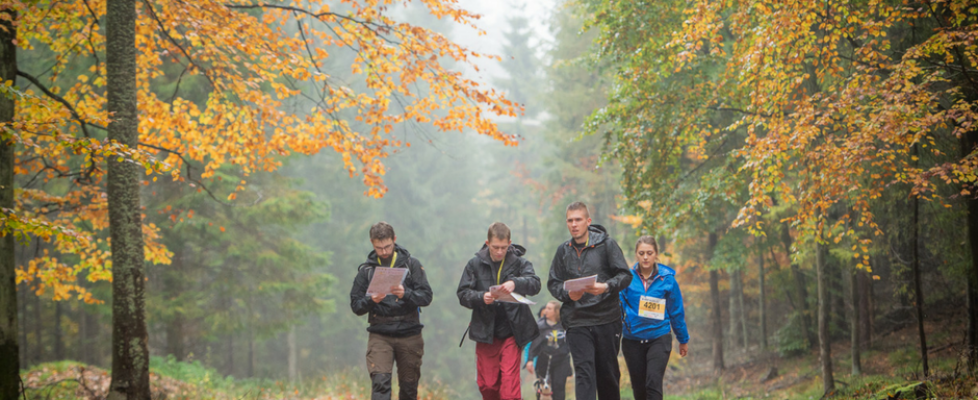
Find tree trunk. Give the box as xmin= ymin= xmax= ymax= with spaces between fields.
xmin=83 ymin=309 xmax=100 ymax=366
xmin=781 ymin=223 xmax=816 ymax=350
xmin=165 ymin=244 xmax=184 ymax=361
xmin=728 ymin=269 xmax=740 ymax=350
xmin=54 ymin=301 xmax=64 ymax=360
xmin=708 ymin=232 xmax=724 ymax=374
xmin=80 ymin=307 xmax=89 ymax=364
xmin=166 ymin=314 xmax=184 ymax=362
xmin=969 ymin=202 xmax=978 ymax=371
xmin=247 ymin=326 xmax=255 ymax=378
xmin=962 ymin=130 xmax=978 ymax=371
xmin=738 ymin=271 xmax=748 ymax=349
xmin=759 ymin=251 xmax=767 ymax=350
xmin=288 ymin=325 xmax=298 ymax=383
xmin=17 ymin=283 xmax=25 ymax=368
xmin=832 ymin=261 xmax=847 ymax=336
xmin=728 ymin=269 xmax=747 ymax=350
xmin=911 ymin=190 xmax=929 ymax=377
xmin=106 ymin=0 xmax=150 ymax=396
xmin=816 ymin=240 xmax=835 ymax=395
xmin=849 ymin=268 xmax=861 ymax=376
xmin=33 ymin=292 xmax=41 ymax=364
xmin=0 ymin=6 xmax=18 ymax=396
xmin=857 ymin=270 xmax=873 ymax=348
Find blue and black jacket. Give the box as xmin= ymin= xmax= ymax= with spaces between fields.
xmin=619 ymin=263 xmax=689 ymax=343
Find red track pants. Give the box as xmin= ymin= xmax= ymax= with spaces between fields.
xmin=475 ymin=336 xmax=522 ymax=400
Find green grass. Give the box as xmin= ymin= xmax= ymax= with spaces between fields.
xmin=19 ymin=357 xmax=459 ymax=399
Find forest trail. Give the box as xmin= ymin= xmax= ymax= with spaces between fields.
xmin=658 ymin=306 xmax=972 ymax=399
xmin=18 ymin=310 xmax=974 ymax=400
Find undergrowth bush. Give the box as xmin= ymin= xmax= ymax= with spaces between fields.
xmin=775 ymin=312 xmax=810 ymax=358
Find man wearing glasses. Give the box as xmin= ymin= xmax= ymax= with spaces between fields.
xmin=350 ymin=222 xmax=434 ymax=400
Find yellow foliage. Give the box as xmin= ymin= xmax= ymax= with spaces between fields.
xmin=8 ymin=0 xmax=518 ymax=301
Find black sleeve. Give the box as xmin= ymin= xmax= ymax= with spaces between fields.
xmin=510 ymin=259 xmax=541 ymax=296
xmin=401 ymin=258 xmax=433 ymax=308
xmin=457 ymin=259 xmax=485 ymax=310
xmin=547 ymin=245 xmax=571 ymax=302
xmin=350 ymin=266 xmax=376 ymax=316
xmin=527 ymin=327 xmax=544 ymax=360
xmin=603 ymin=239 xmax=632 ymax=293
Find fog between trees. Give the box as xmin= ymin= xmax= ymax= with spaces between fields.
xmin=10 ymin=0 xmax=976 ymax=399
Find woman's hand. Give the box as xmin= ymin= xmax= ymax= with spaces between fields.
xmin=679 ymin=343 xmax=688 ymax=357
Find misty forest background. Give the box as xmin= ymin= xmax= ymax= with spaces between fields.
xmin=7 ymin=0 xmax=978 ymax=399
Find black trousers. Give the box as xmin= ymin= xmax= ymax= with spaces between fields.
xmin=566 ymin=321 xmax=622 ymax=400
xmin=535 ymin=354 xmax=572 ymax=400
xmin=621 ymin=334 xmax=672 ymax=400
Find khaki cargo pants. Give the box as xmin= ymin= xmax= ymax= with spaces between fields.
xmin=366 ymin=332 xmax=424 ymax=400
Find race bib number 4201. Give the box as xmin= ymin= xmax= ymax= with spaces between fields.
xmin=639 ymin=296 xmax=666 ymax=320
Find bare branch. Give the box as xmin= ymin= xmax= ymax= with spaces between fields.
xmin=168 ymin=64 xmax=190 ymax=105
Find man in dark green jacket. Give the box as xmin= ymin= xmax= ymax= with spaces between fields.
xmin=458 ymin=222 xmax=540 ymax=400
xmin=547 ymin=202 xmax=632 ymax=400
xmin=350 ymin=222 xmax=433 ymax=400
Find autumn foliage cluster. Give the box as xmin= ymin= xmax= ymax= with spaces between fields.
xmin=5 ymin=0 xmax=517 ymax=301
xmin=584 ymin=0 xmax=978 ymax=388
xmin=589 ymin=0 xmax=978 ymax=256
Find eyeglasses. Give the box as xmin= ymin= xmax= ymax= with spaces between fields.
xmin=374 ymin=243 xmax=394 ymax=253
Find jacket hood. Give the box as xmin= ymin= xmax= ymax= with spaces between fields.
xmin=631 ymin=262 xmax=676 ymax=277
xmin=366 ymin=243 xmax=411 ymax=267
xmin=476 ymin=243 xmax=526 ymax=264
xmin=569 ymin=224 xmax=609 ymax=247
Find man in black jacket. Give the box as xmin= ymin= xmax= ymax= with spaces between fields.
xmin=458 ymin=222 xmax=541 ymax=400
xmin=350 ymin=222 xmax=433 ymax=400
xmin=547 ymin=202 xmax=632 ymax=400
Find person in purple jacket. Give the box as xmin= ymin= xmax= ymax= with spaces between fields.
xmin=619 ymin=236 xmax=689 ymax=400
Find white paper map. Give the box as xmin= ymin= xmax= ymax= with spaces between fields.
xmin=489 ymin=285 xmax=536 ymax=305
xmin=563 ymin=274 xmax=598 ymax=292
xmin=366 ymin=267 xmax=408 ymax=296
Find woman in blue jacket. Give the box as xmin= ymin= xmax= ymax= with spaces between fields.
xmin=619 ymin=236 xmax=689 ymax=400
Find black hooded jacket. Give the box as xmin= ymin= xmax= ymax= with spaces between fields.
xmin=457 ymin=243 xmax=541 ymax=348
xmin=350 ymin=244 xmax=433 ymax=337
xmin=547 ymin=224 xmax=632 ymax=328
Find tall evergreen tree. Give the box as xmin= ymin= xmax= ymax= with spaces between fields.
xmin=496 ymin=6 xmax=542 ymax=127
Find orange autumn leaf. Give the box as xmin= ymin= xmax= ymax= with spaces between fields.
xmin=8 ymin=0 xmax=519 ymax=300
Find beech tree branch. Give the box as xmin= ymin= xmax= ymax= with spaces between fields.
xmin=16 ymin=70 xmax=106 ymax=137
xmin=225 ymin=3 xmax=391 ymax=32
xmin=137 ymin=142 xmax=231 ymax=205
xmin=141 ymin=0 xmax=218 ymax=90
